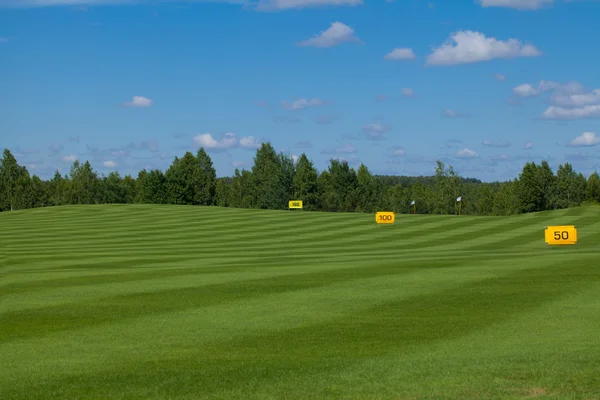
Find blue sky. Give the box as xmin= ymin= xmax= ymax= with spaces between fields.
xmin=1 ymin=0 xmax=600 ymax=182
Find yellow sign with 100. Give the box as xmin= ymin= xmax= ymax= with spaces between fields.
xmin=289 ymin=200 xmax=303 ymax=209
xmin=376 ymin=211 xmax=395 ymax=224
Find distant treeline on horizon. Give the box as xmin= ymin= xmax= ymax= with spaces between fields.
xmin=1 ymin=144 xmax=599 ymax=215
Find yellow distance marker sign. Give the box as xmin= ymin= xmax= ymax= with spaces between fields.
xmin=376 ymin=211 xmax=395 ymax=224
xmin=545 ymin=225 xmax=577 ymax=245
xmin=288 ymin=200 xmax=303 ymax=209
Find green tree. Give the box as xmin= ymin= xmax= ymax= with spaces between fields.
xmin=433 ymin=160 xmax=461 ymax=214
xmin=102 ymin=171 xmax=126 ymax=204
xmin=250 ymin=143 xmax=285 ymax=209
xmin=517 ymin=162 xmax=543 ymax=213
xmin=554 ymin=163 xmax=586 ymax=209
xmin=69 ymin=160 xmax=100 ymax=204
xmin=30 ymin=175 xmax=50 ymax=208
xmin=586 ymin=172 xmax=600 ymax=202
xmin=292 ymin=154 xmax=319 ymax=211
xmin=327 ymin=159 xmax=358 ymax=212
xmin=193 ymin=148 xmax=217 ymax=206
xmin=165 ymin=152 xmax=197 ymax=205
xmin=538 ymin=160 xmax=556 ymax=211
xmin=355 ymin=163 xmax=378 ymax=213
xmin=214 ymin=178 xmax=231 ymax=207
xmin=0 ymin=149 xmax=20 ymax=211
xmin=122 ymin=175 xmax=137 ymax=204
xmin=139 ymin=169 xmax=168 ymax=204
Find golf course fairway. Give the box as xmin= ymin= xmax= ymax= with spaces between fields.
xmin=2 ymin=204 xmax=600 ymax=399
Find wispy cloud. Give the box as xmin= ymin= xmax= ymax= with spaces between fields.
xmin=478 ymin=0 xmax=553 ymax=10
xmin=482 ymin=139 xmax=511 ymax=148
xmin=321 ymin=143 xmax=357 ymax=154
xmin=122 ymin=95 xmax=152 ymax=107
xmin=256 ymin=0 xmax=363 ymax=11
xmin=384 ymin=48 xmax=416 ymax=61
xmin=442 ymin=109 xmax=470 ymax=118
xmin=298 ymin=22 xmax=361 ymax=48
xmin=362 ymin=123 xmax=391 ymax=140
xmin=281 ymin=98 xmax=327 ymax=110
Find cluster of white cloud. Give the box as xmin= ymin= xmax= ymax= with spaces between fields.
xmin=425 ymin=30 xmax=540 ymax=66
xmin=192 ymin=133 xmax=262 ymax=150
xmin=299 ymin=23 xmax=542 ymax=67
xmin=513 ymin=80 xmax=600 ymax=120
xmin=1 ymin=0 xmax=559 ymax=11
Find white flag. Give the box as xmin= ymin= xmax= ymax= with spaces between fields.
xmin=410 ymin=200 xmax=415 ymax=205
xmin=456 ymin=196 xmax=462 ymax=202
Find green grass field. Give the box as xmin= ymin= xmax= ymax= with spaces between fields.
xmin=2 ymin=204 xmax=600 ymax=400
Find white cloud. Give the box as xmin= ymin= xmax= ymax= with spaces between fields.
xmin=193 ymin=133 xmax=239 ymax=149
xmin=513 ymin=83 xmax=538 ymax=97
xmin=482 ymin=139 xmax=511 ymax=148
xmin=123 ymin=96 xmax=152 ymax=107
xmin=401 ymin=88 xmax=415 ymax=97
xmin=297 ymin=22 xmax=360 ymax=48
xmin=103 ymin=160 xmax=117 ymax=168
xmin=524 ymin=142 xmax=534 ymax=149
xmin=542 ymin=104 xmax=600 ymax=120
xmin=281 ymin=98 xmax=326 ymax=110
xmin=291 ymin=154 xmax=300 ymax=163
xmin=442 ymin=109 xmax=469 ymax=118
xmin=551 ymin=89 xmax=600 ymax=107
xmin=3 ymin=0 xmax=364 ymax=10
xmin=456 ymin=148 xmax=479 ymax=159
xmin=568 ymin=132 xmax=600 ymax=147
xmin=192 ymin=133 xmax=260 ymax=150
xmin=322 ymin=143 xmax=357 ymax=154
xmin=62 ymin=155 xmax=77 ymax=163
xmin=239 ymin=136 xmax=262 ymax=149
xmin=256 ymin=0 xmax=362 ymax=11
xmin=384 ymin=48 xmax=416 ymax=60
xmin=426 ymin=30 xmax=541 ymax=66
xmin=494 ymin=73 xmax=506 ymax=81
xmin=390 ymin=147 xmax=406 ymax=157
xmin=478 ymin=0 xmax=553 ymax=10
xmin=231 ymin=161 xmax=247 ymax=168
xmin=513 ymin=80 xmax=587 ymax=98
xmin=362 ymin=123 xmax=391 ymax=139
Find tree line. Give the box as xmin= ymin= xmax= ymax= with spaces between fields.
xmin=1 ymin=144 xmax=599 ymax=215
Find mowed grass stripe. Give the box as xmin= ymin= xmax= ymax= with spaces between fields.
xmin=1 ymin=257 xmax=475 ymax=342
xmin=3 ymin=254 xmax=597 ymax=400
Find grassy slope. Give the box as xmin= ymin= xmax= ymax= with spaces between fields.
xmin=1 ymin=204 xmax=600 ymax=400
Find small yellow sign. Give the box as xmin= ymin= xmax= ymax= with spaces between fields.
xmin=289 ymin=200 xmax=303 ymax=209
xmin=376 ymin=211 xmax=395 ymax=224
xmin=545 ymin=225 xmax=577 ymax=245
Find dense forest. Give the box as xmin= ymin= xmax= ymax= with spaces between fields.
xmin=1 ymin=144 xmax=599 ymax=215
